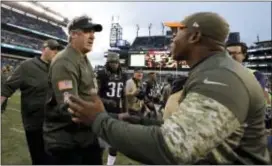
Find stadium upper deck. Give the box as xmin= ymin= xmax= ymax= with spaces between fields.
xmin=245 ymin=40 xmax=272 ymax=77
xmin=127 ymin=32 xmax=189 ymax=74
xmin=130 ymin=36 xmax=171 ymax=51
xmin=1 ymin=2 xmax=69 ymax=69
xmin=1 ymin=7 xmax=67 ymax=40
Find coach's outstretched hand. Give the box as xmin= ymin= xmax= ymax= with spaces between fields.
xmin=67 ymin=92 xmax=105 ymax=125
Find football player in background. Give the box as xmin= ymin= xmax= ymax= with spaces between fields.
xmin=143 ymin=72 xmax=160 ymax=118
xmin=96 ymin=52 xmax=127 ymax=165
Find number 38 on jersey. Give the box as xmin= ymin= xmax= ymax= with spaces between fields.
xmin=106 ymin=82 xmax=124 ymax=98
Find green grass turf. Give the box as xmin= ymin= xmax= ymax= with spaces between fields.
xmin=1 ymin=92 xmax=140 ymax=165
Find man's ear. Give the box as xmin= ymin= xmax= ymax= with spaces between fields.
xmin=188 ymin=31 xmax=201 ymax=44
xmin=242 ymin=55 xmax=246 ymax=61
xmin=69 ymin=31 xmax=79 ymax=40
xmin=41 ymin=47 xmax=46 ymax=52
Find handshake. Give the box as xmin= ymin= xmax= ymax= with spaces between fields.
xmin=65 ymin=91 xmax=142 ymax=125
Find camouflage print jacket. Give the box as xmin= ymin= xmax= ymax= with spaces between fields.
xmin=92 ymin=52 xmax=271 ymax=165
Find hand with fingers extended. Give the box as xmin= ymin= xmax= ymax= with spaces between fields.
xmin=67 ymin=92 xmax=105 ymax=125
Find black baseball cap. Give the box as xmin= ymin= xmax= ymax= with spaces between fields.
xmin=68 ymin=15 xmax=103 ymax=32
xmin=43 ymin=39 xmax=63 ymax=51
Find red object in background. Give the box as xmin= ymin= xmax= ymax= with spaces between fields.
xmin=143 ymin=50 xmax=190 ymax=69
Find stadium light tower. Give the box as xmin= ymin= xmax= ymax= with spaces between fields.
xmin=161 ymin=22 xmax=165 ymax=35
xmin=148 ymin=23 xmax=152 ymax=36
xmin=257 ymin=34 xmax=260 ymax=42
xmin=109 ymin=15 xmax=123 ymax=47
xmin=111 ymin=16 xmax=114 ymax=23
xmin=136 ymin=24 xmax=140 ymax=37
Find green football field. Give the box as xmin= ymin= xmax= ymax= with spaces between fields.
xmin=1 ymin=92 xmax=140 ymax=165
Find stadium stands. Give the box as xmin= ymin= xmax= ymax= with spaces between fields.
xmin=1 ymin=4 xmax=68 ymax=71
xmin=128 ymin=35 xmax=189 ymax=71
xmin=130 ymin=36 xmax=171 ymax=51
xmin=1 ymin=56 xmax=23 ymax=70
xmin=1 ymin=30 xmax=44 ymax=50
xmin=245 ymin=40 xmax=272 ymax=77
xmin=1 ymin=7 xmax=67 ymax=40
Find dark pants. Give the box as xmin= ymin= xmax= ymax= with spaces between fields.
xmin=25 ymin=129 xmax=51 ymax=165
xmin=1 ymin=98 xmax=8 ymax=113
xmin=109 ymin=147 xmax=117 ymax=156
xmin=48 ymin=142 xmax=103 ymax=165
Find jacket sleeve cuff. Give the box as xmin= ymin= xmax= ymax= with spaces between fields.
xmin=108 ymin=113 xmax=119 ymax=119
xmin=1 ymin=85 xmax=13 ymax=98
xmin=92 ymin=112 xmax=110 ymax=134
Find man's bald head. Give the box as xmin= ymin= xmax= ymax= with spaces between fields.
xmin=171 ymin=12 xmax=230 ymax=61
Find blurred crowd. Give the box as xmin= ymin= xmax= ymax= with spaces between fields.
xmin=1 ymin=30 xmax=44 ymax=50
xmin=1 ymin=7 xmax=67 ymax=40
xmin=1 ymin=64 xmax=14 ymax=74
xmin=145 ymin=53 xmax=189 ymax=68
xmin=1 ymin=62 xmax=15 ymax=89
xmin=1 ymin=57 xmax=22 ymax=70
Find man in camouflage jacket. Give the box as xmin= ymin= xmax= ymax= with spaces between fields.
xmin=66 ymin=12 xmax=271 ymax=164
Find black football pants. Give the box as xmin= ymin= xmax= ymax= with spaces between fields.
xmin=1 ymin=98 xmax=8 ymax=113
xmin=109 ymin=147 xmax=118 ymax=156
xmin=25 ymin=129 xmax=52 ymax=165
xmin=47 ymin=142 xmax=103 ymax=165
